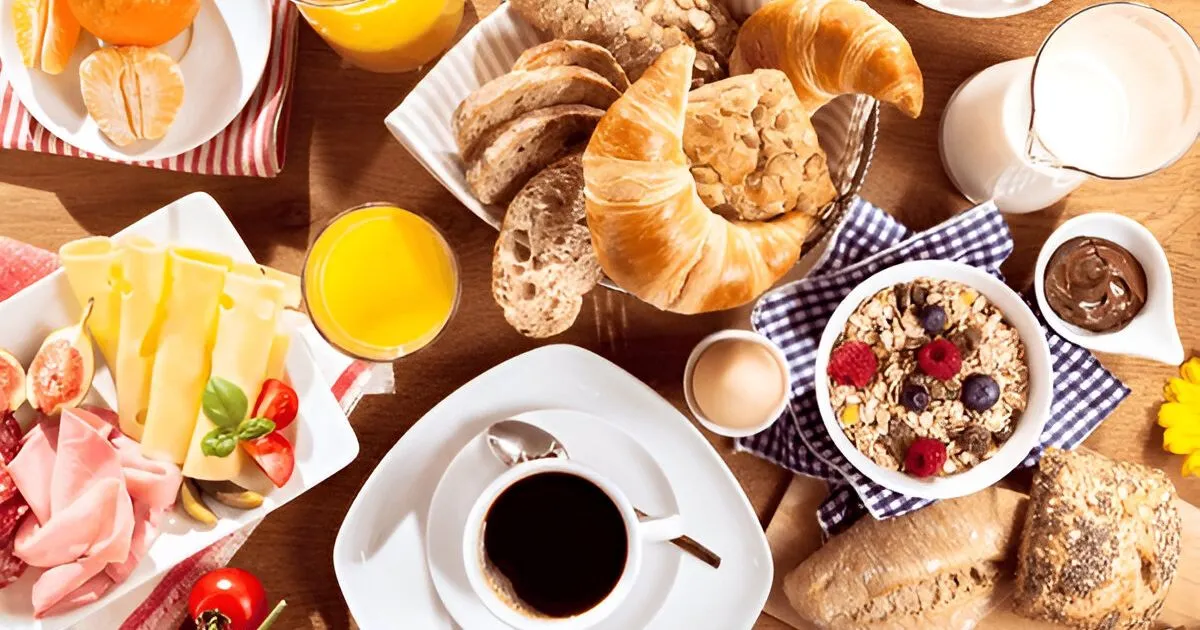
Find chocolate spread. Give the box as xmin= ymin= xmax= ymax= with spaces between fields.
xmin=1044 ymin=236 xmax=1147 ymax=333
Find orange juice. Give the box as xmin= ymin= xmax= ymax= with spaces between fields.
xmin=303 ymin=204 xmax=459 ymax=361
xmin=295 ymin=0 xmax=464 ymax=73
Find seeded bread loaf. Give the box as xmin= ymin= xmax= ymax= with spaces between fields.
xmin=492 ymin=153 xmax=601 ymax=338
xmin=784 ymin=487 xmax=1028 ymax=629
xmin=1015 ymin=448 xmax=1181 ymax=630
xmin=513 ymin=40 xmax=630 ymax=92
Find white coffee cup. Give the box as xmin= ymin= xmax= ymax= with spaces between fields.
xmin=462 ymin=458 xmax=684 ymax=629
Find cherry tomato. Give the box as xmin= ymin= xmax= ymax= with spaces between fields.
xmin=252 ymin=380 xmax=298 ymax=431
xmin=188 ymin=568 xmax=268 ymax=630
xmin=241 ymin=432 xmax=295 ymax=488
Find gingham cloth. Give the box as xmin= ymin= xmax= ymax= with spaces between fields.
xmin=737 ymin=198 xmax=1131 ymax=534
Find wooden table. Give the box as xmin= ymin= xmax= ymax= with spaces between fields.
xmin=1 ymin=0 xmax=1198 ymax=627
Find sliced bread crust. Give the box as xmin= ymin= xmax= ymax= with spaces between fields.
xmin=513 ymin=39 xmax=631 ymax=92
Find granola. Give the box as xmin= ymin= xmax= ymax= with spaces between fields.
xmin=828 ymin=278 xmax=1030 ymax=476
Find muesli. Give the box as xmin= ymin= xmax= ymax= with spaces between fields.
xmin=826 ymin=278 xmax=1029 ymax=477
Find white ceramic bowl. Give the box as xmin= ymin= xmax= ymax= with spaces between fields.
xmin=814 ymin=260 xmax=1053 ymax=500
xmin=1033 ymin=212 xmax=1183 ymax=365
xmin=684 ymin=330 xmax=790 ymax=438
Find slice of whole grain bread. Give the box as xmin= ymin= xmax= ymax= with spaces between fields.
xmin=512 ymin=40 xmax=631 ymax=92
xmin=492 ymin=153 xmax=602 ymax=338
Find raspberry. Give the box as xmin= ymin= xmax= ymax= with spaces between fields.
xmin=904 ymin=438 xmax=947 ymax=477
xmin=827 ymin=341 xmax=877 ymax=388
xmin=917 ymin=339 xmax=962 ymax=380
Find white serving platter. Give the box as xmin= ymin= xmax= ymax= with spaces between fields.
xmin=334 ymin=345 xmax=772 ymax=629
xmin=0 ymin=0 xmax=272 ymax=161
xmin=0 ymin=192 xmax=360 ymax=630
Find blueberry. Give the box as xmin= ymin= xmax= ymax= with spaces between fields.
xmin=961 ymin=374 xmax=1000 ymax=411
xmin=918 ymin=305 xmax=947 ymax=334
xmin=900 ymin=383 xmax=930 ymax=412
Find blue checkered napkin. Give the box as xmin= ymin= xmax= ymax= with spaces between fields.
xmin=736 ymin=198 xmax=1130 ymax=534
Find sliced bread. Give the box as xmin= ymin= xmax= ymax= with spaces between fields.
xmin=493 ymin=153 xmax=602 ymax=338
xmin=452 ymin=65 xmax=620 ymax=156
xmin=513 ymin=40 xmax=631 ymax=92
xmin=465 ymin=104 xmax=604 ymax=205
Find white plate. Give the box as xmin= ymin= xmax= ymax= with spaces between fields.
xmin=0 ymin=0 xmax=272 ymax=161
xmin=913 ymin=0 xmax=1053 ymax=19
xmin=426 ymin=409 xmax=681 ymax=629
xmin=334 ymin=345 xmax=772 ymax=630
xmin=813 ymin=260 xmax=1053 ymax=500
xmin=0 ymin=192 xmax=360 ymax=630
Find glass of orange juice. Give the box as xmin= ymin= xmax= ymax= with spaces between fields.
xmin=303 ymin=203 xmax=460 ymax=362
xmin=291 ymin=0 xmax=464 ymax=73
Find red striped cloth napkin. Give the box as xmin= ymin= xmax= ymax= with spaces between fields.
xmin=0 ymin=2 xmax=300 ymax=177
xmin=0 ymin=236 xmax=375 ymax=628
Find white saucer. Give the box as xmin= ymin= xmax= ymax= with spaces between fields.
xmin=334 ymin=345 xmax=772 ymax=630
xmin=914 ymin=0 xmax=1053 ymax=19
xmin=426 ymin=409 xmax=681 ymax=629
xmin=0 ymin=0 xmax=272 ymax=161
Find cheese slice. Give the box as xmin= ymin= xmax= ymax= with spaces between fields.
xmin=140 ymin=248 xmax=231 ymax=464
xmin=265 ymin=330 xmax=291 ymax=383
xmin=182 ymin=270 xmax=285 ymax=480
xmin=113 ymin=236 xmax=169 ymax=441
xmin=231 ymin=262 xmax=302 ymax=309
xmin=59 ymin=237 xmax=123 ymax=369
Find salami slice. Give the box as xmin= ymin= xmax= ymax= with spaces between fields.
xmin=0 ymin=545 xmax=27 ymax=590
xmin=0 ymin=462 xmax=15 ymax=505
xmin=0 ymin=500 xmax=27 ymax=546
xmin=0 ymin=411 xmax=21 ymax=463
xmin=0 ymin=236 xmax=59 ymax=302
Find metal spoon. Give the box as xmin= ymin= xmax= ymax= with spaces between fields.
xmin=485 ymin=419 xmax=721 ymax=570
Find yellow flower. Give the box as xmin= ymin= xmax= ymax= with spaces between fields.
xmin=1181 ymin=357 xmax=1200 ymax=385
xmin=1184 ymin=450 xmax=1200 ymax=478
xmin=1158 ymin=402 xmax=1200 ymax=429
xmin=1163 ymin=377 xmax=1200 ymax=405
xmin=841 ymin=405 xmax=859 ymax=427
xmin=1163 ymin=424 xmax=1200 ymax=455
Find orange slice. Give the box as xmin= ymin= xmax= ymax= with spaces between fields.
xmin=67 ymin=0 xmax=199 ymax=47
xmin=13 ymin=0 xmax=81 ymax=75
xmin=80 ymin=46 xmax=184 ymax=147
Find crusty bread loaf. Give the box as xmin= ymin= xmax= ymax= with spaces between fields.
xmin=492 ymin=153 xmax=601 ymax=338
xmin=513 ymin=40 xmax=630 ymax=92
xmin=453 ymin=65 xmax=620 ymax=157
xmin=784 ymin=487 xmax=1028 ymax=630
xmin=466 ymin=104 xmax=604 ymax=205
xmin=684 ymin=69 xmax=837 ymax=221
xmin=1015 ymin=448 xmax=1181 ymax=630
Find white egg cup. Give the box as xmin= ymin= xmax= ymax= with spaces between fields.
xmin=1034 ymin=212 xmax=1183 ymax=365
xmin=683 ymin=330 xmax=791 ymax=438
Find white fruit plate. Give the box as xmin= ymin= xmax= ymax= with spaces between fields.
xmin=0 ymin=192 xmax=360 ymax=630
xmin=0 ymin=0 xmax=272 ymax=161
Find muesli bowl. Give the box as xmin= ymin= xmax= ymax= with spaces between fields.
xmin=813 ymin=261 xmax=1053 ymax=500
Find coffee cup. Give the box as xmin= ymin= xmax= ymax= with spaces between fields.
xmin=462 ymin=458 xmax=684 ymax=629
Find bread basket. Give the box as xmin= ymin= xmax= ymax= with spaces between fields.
xmin=386 ymin=0 xmax=880 ymax=283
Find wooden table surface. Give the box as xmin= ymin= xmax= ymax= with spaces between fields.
xmin=2 ymin=0 xmax=1198 ymax=627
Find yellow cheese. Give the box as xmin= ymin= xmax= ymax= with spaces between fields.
xmin=59 ymin=237 xmax=123 ymax=369
xmin=140 ymin=248 xmax=231 ymax=464
xmin=182 ymin=270 xmax=285 ymax=480
xmin=265 ymin=330 xmax=291 ymax=382
xmin=113 ymin=236 xmax=169 ymax=441
xmin=231 ymin=262 xmax=302 ymax=309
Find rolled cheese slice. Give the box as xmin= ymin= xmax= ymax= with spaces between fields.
xmin=59 ymin=237 xmax=123 ymax=369
xmin=114 ymin=236 xmax=169 ymax=441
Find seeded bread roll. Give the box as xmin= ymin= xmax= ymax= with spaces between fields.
xmin=1015 ymin=448 xmax=1181 ymax=630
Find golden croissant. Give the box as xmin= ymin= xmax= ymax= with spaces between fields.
xmin=731 ymin=0 xmax=924 ymax=117
xmin=583 ymin=45 xmax=817 ymax=314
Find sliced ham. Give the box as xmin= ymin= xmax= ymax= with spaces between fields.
xmin=7 ymin=408 xmax=182 ymax=617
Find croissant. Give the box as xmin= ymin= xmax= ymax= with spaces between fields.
xmin=583 ymin=45 xmax=817 ymax=314
xmin=730 ymin=0 xmax=924 ymax=118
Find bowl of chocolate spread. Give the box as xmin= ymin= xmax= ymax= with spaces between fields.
xmin=1035 ymin=212 xmax=1184 ymax=365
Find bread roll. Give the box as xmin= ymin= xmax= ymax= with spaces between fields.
xmin=731 ymin=0 xmax=924 ymax=118
xmin=785 ymin=487 xmax=1028 ymax=630
xmin=1015 ymin=449 xmax=1181 ymax=630
xmin=583 ymin=46 xmax=817 ymax=314
xmin=513 ymin=40 xmax=630 ymax=92
xmin=684 ymin=69 xmax=837 ymax=221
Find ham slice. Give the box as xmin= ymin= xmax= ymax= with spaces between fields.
xmin=7 ymin=408 xmax=182 ymax=617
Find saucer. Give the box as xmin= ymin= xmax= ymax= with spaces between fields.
xmin=333 ymin=345 xmax=772 ymax=629
xmin=426 ymin=409 xmax=681 ymax=629
xmin=913 ymin=0 xmax=1053 ymax=19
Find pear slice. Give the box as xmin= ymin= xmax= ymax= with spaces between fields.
xmin=0 ymin=349 xmax=25 ymax=413
xmin=26 ymin=298 xmax=96 ymax=415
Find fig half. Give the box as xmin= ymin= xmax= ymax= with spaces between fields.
xmin=0 ymin=349 xmax=25 ymax=412
xmin=26 ymin=299 xmax=96 ymax=415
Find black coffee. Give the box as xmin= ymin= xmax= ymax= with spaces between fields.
xmin=482 ymin=472 xmax=628 ymax=618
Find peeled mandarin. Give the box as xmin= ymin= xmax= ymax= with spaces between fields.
xmin=12 ymin=0 xmax=81 ymax=75
xmin=80 ymin=46 xmax=184 ymax=146
xmin=67 ymin=0 xmax=199 ymax=47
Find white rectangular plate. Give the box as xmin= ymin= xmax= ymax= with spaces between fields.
xmin=333 ymin=344 xmax=772 ymax=629
xmin=0 ymin=192 xmax=360 ymax=630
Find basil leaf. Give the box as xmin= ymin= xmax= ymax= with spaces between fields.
xmin=201 ymin=427 xmax=238 ymax=458
xmin=236 ymin=417 xmax=276 ymax=441
xmin=202 ymin=377 xmax=248 ymax=429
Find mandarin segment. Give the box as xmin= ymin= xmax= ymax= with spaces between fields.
xmin=80 ymin=46 xmax=184 ymax=147
xmin=13 ymin=0 xmax=80 ymax=75
xmin=67 ymin=0 xmax=199 ymax=47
